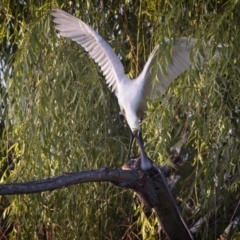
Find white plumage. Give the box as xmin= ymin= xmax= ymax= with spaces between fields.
xmin=51 ymin=9 xmax=195 ymax=170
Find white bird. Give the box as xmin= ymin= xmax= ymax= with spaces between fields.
xmin=51 ymin=9 xmax=195 ymax=171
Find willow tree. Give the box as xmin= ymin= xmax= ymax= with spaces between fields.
xmin=0 ymin=0 xmax=240 ymax=239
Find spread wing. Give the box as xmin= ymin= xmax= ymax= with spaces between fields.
xmin=139 ymin=37 xmax=196 ymax=98
xmin=51 ymin=9 xmax=125 ymax=93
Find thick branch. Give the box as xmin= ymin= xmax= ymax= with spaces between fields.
xmin=0 ymin=168 xmax=138 ymax=195
xmin=120 ymin=159 xmax=195 ymax=240
xmin=0 ymin=157 xmax=194 ymax=240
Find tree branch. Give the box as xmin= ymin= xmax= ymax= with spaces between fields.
xmin=0 ymin=168 xmax=138 ymax=195
xmin=0 ymin=157 xmax=195 ymax=240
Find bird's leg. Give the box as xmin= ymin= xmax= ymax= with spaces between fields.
xmin=137 ymin=129 xmax=144 ymax=147
xmin=133 ymin=130 xmax=153 ymax=171
xmin=138 ymin=118 xmax=145 ymax=147
xmin=126 ymin=130 xmax=134 ymax=160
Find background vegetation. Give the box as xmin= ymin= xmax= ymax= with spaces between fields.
xmin=0 ymin=0 xmax=240 ymax=239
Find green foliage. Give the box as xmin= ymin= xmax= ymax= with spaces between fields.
xmin=0 ymin=0 xmax=240 ymax=239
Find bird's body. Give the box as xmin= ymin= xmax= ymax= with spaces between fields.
xmin=117 ymin=76 xmax=145 ymax=131
xmin=51 ymin=9 xmax=195 ymax=170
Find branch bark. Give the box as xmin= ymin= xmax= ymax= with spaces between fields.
xmin=0 ymin=157 xmax=195 ymax=240
xmin=0 ymin=168 xmax=138 ymax=194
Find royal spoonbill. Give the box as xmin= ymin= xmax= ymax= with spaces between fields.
xmin=51 ymin=9 xmax=195 ymax=171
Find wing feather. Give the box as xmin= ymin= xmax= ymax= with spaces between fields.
xmin=139 ymin=37 xmax=196 ymax=97
xmin=51 ymin=9 xmax=125 ymax=93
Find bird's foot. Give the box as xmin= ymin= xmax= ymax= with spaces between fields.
xmin=122 ymin=155 xmax=152 ymax=171
xmin=122 ymin=155 xmax=138 ymax=170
